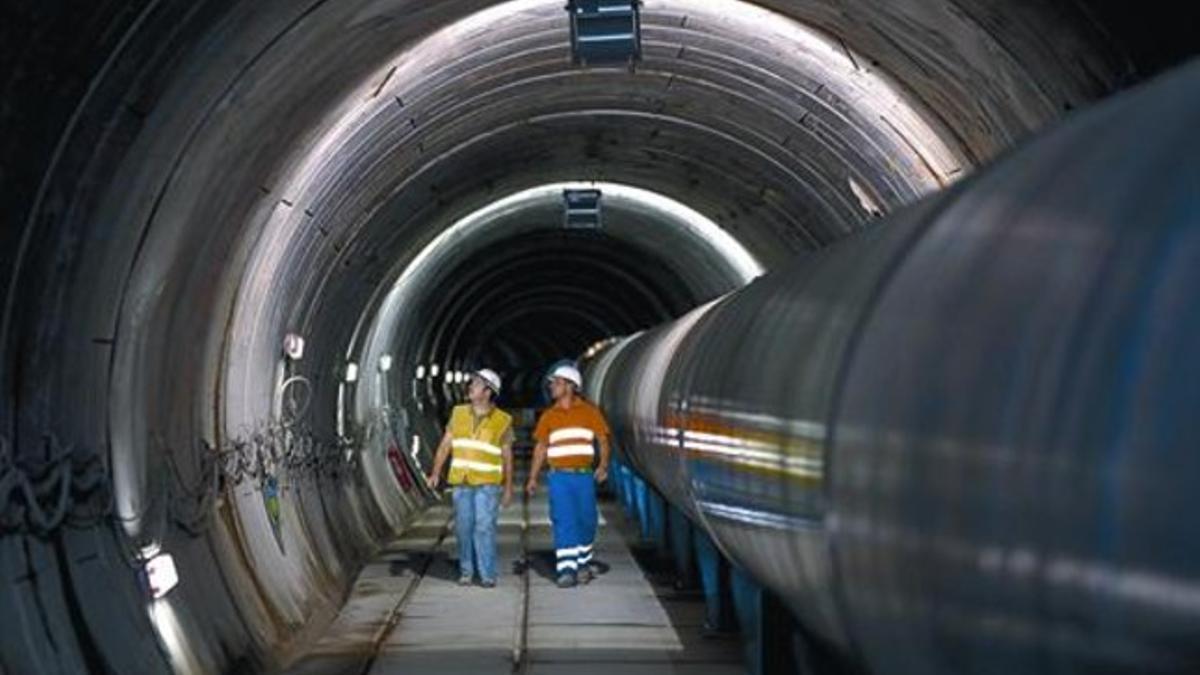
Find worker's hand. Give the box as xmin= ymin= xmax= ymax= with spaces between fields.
xmin=426 ymin=473 xmax=440 ymax=489
xmin=525 ymin=480 xmax=537 ymax=497
xmin=595 ymin=465 xmax=608 ymax=484
xmin=502 ymin=487 xmax=513 ymax=508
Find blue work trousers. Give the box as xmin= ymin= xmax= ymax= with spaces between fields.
xmin=547 ymin=471 xmax=598 ymax=576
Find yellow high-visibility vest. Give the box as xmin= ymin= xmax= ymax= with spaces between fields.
xmin=447 ymin=404 xmax=512 ymax=486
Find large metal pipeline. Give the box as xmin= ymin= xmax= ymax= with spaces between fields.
xmin=585 ymin=61 xmax=1200 ymax=674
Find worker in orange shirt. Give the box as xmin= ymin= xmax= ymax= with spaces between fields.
xmin=525 ymin=363 xmax=611 ymax=587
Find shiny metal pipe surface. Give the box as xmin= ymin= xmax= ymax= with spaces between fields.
xmin=586 ymin=61 xmax=1200 ymax=674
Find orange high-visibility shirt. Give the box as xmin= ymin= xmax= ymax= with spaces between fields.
xmin=534 ymin=398 xmax=611 ymax=470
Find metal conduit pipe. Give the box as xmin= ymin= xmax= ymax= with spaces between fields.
xmin=585 ymin=62 xmax=1200 ymax=674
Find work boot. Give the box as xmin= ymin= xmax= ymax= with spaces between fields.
xmin=555 ymin=573 xmax=577 ymax=588
xmin=577 ymin=566 xmax=594 ymax=584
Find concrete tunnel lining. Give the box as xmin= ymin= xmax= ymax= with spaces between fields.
xmin=196 ymin=4 xmax=972 ymax=661
xmin=1 ymin=0 xmax=1183 ymax=671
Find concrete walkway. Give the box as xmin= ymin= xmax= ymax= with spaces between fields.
xmin=286 ymin=480 xmax=744 ymax=674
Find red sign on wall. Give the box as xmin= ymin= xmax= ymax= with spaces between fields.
xmin=387 ymin=444 xmax=414 ymax=492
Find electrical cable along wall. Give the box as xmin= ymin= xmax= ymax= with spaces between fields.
xmin=587 ymin=63 xmax=1200 ymax=675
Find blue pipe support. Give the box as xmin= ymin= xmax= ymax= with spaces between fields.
xmin=731 ymin=565 xmax=765 ymax=675
xmin=667 ymin=504 xmax=695 ymax=586
xmin=693 ymin=527 xmax=729 ymax=632
xmin=633 ymin=472 xmax=650 ymax=540
xmin=646 ymin=487 xmax=667 ymax=548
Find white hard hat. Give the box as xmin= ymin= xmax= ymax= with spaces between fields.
xmin=547 ymin=363 xmax=583 ymax=389
xmin=472 ymin=368 xmax=502 ymax=394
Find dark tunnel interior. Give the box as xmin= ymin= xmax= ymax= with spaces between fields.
xmin=1 ymin=0 xmax=1196 ymax=672
xmin=416 ymin=228 xmax=698 ymax=407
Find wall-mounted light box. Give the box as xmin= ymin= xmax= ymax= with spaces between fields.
xmin=139 ymin=552 xmax=179 ymax=600
xmin=568 ymin=1 xmax=642 ymax=66
xmin=283 ymin=333 xmax=305 ymax=360
xmin=563 ymin=188 xmax=603 ymax=229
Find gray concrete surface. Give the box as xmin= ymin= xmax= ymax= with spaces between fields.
xmin=286 ymin=485 xmax=743 ymax=674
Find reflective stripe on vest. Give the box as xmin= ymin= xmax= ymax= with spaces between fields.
xmin=447 ymin=405 xmax=511 ymax=485
xmin=547 ymin=426 xmax=595 ymax=469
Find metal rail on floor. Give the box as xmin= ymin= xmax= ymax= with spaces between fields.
xmin=357 ymin=514 xmax=453 ymax=675
xmin=511 ymin=481 xmax=531 ymax=672
xmin=511 ymin=445 xmax=533 ymax=673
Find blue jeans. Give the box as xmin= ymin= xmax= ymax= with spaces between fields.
xmin=452 ymin=484 xmax=501 ymax=582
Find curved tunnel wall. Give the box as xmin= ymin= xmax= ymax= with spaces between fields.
xmin=0 ymin=0 xmax=1188 ymax=671
xmin=586 ymin=64 xmax=1200 ymax=674
xmin=359 ymin=180 xmax=765 ymax=455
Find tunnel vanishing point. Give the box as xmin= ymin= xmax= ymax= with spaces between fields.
xmin=2 ymin=1 xmax=1198 ymax=674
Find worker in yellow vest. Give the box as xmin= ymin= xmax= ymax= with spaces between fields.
xmin=426 ymin=368 xmax=514 ymax=587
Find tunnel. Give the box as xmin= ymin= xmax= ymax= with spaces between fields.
xmin=1 ymin=1 xmax=1196 ymax=673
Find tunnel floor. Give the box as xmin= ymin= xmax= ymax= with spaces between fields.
xmin=285 ymin=470 xmax=743 ymax=674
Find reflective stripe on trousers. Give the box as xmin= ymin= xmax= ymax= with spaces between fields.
xmin=548 ymin=472 xmax=597 ymax=574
